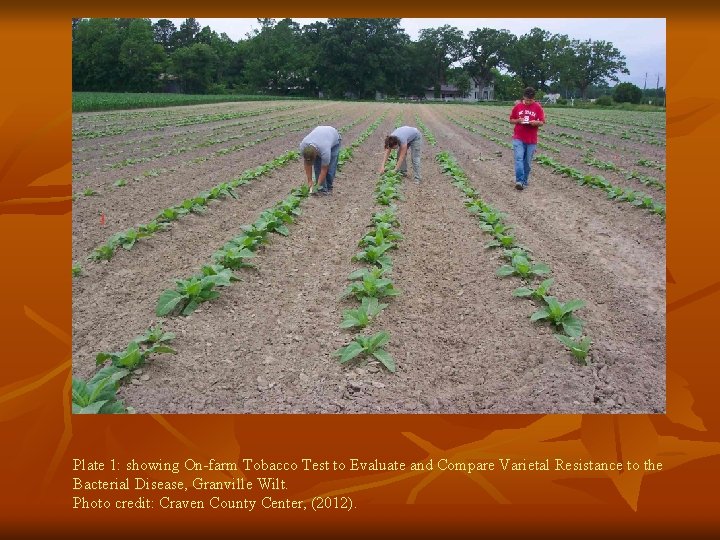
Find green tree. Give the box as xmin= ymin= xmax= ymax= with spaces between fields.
xmin=119 ymin=19 xmax=166 ymax=92
xmin=243 ymin=18 xmax=313 ymax=95
xmin=613 ymin=82 xmax=643 ymax=104
xmin=300 ymin=21 xmax=327 ymax=96
xmin=172 ymin=18 xmax=201 ymax=49
xmin=447 ymin=67 xmax=472 ymax=98
xmin=72 ymin=18 xmax=125 ymax=91
xmin=72 ymin=18 xmax=82 ymax=39
xmin=153 ymin=19 xmax=177 ymax=52
xmin=558 ymin=39 xmax=629 ymax=99
xmin=171 ymin=43 xmax=219 ymax=93
xmin=417 ymin=25 xmax=465 ymax=98
xmin=507 ymin=28 xmax=568 ymax=90
xmin=491 ymin=68 xmax=525 ymax=101
xmin=319 ymin=18 xmax=410 ymax=99
xmin=464 ymin=28 xmax=516 ymax=92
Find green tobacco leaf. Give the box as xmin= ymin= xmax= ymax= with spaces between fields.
xmin=115 ymin=342 xmax=143 ymax=369
xmin=72 ymin=378 xmax=90 ymax=405
xmin=363 ymin=297 xmax=387 ymax=317
xmin=372 ymin=348 xmax=396 ymax=373
xmin=140 ymin=326 xmax=175 ymax=344
xmin=333 ymin=342 xmax=365 ymax=363
xmin=530 ymin=307 xmax=550 ymax=322
xmin=544 ymin=296 xmax=563 ymax=317
xmin=562 ymin=299 xmax=586 ymax=315
xmin=497 ymin=265 xmax=515 ymax=277
xmin=561 ymin=314 xmax=584 ymax=338
xmin=148 ymin=345 xmax=177 ymax=355
xmin=513 ymin=287 xmax=533 ymax=297
xmin=181 ymin=299 xmax=201 ymax=316
xmin=157 ymin=290 xmax=185 ymax=316
xmin=555 ymin=334 xmax=591 ymax=364
xmin=340 ymin=311 xmax=365 ymax=329
xmin=89 ymin=366 xmax=129 ymax=387
xmin=537 ymin=278 xmax=554 ymax=295
xmin=99 ymin=401 xmax=127 ymax=414
xmin=74 ymin=400 xmax=110 ymax=414
xmin=95 ymin=352 xmax=114 ymax=366
xmin=368 ymin=331 xmax=391 ymax=350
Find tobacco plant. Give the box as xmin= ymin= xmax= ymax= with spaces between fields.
xmin=502 ymin=247 xmax=533 ymax=261
xmin=513 ymin=278 xmax=554 ymax=301
xmin=96 ymin=336 xmax=176 ymax=371
xmin=333 ymin=331 xmax=395 ymax=372
xmin=213 ymin=245 xmax=256 ymax=270
xmin=353 ymin=243 xmax=394 ymax=270
xmin=371 ymin=207 xmax=400 ymax=227
xmin=156 ymin=271 xmax=233 ymax=317
xmin=342 ymin=268 xmax=399 ymax=301
xmin=359 ymin=225 xmax=402 ymax=249
xmin=340 ymin=297 xmax=388 ymax=329
xmin=497 ymin=255 xmax=550 ymax=280
xmin=72 ymin=366 xmax=128 ymax=414
xmin=531 ymin=296 xmax=585 ymax=337
xmin=89 ymin=244 xmax=115 ymax=261
xmin=555 ymin=334 xmax=592 ymax=364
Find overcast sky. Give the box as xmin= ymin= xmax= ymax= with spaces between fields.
xmin=154 ymin=18 xmax=666 ymax=88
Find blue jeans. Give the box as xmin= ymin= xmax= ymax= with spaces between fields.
xmin=512 ymin=139 xmax=537 ymax=186
xmin=314 ymin=141 xmax=341 ymax=190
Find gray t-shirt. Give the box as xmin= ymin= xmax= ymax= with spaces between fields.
xmin=299 ymin=126 xmax=341 ymax=165
xmin=391 ymin=126 xmax=421 ymax=146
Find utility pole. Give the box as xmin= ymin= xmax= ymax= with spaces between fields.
xmin=644 ymin=72 xmax=648 ymax=104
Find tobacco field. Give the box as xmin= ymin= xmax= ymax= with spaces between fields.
xmin=72 ymin=100 xmax=666 ymax=414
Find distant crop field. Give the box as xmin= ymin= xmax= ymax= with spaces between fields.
xmin=72 ymin=92 xmax=305 ymax=112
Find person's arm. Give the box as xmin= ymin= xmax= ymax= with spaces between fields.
xmin=394 ymin=144 xmax=409 ymax=171
xmin=378 ymin=148 xmax=391 ymax=173
xmin=316 ymin=164 xmax=329 ymax=187
xmin=304 ymin=161 xmax=314 ymax=189
xmin=509 ymin=107 xmax=521 ymax=124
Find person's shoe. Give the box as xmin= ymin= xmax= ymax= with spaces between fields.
xmin=414 ymin=179 xmax=421 ymax=184
xmin=515 ymin=182 xmax=524 ymax=190
xmin=317 ymin=187 xmax=329 ymax=195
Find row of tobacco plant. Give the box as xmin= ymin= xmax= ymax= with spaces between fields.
xmin=333 ymin=115 xmax=405 ymax=373
xmin=436 ymin=151 xmax=592 ymax=364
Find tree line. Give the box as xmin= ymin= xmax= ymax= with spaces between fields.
xmin=73 ymin=18 xmax=652 ymax=101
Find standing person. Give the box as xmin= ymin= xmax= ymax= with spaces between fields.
xmin=509 ymin=87 xmax=546 ymax=190
xmin=299 ymin=126 xmax=342 ymax=195
xmin=378 ymin=126 xmax=423 ymax=183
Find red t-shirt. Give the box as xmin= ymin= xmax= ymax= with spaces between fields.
xmin=510 ymin=101 xmax=546 ymax=144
